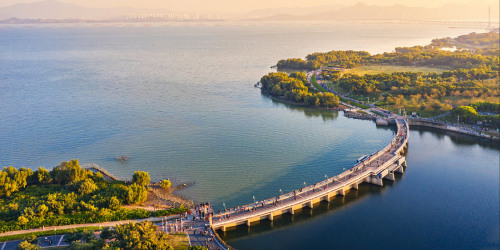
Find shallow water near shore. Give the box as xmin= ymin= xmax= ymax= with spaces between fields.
xmin=0 ymin=23 xmax=498 ymax=249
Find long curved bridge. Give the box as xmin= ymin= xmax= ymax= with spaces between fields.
xmin=211 ymin=118 xmax=409 ymax=232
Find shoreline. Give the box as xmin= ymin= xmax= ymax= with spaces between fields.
xmin=263 ymin=91 xmax=346 ymax=111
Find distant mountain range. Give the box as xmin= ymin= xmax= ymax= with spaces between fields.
xmin=0 ymin=0 xmax=497 ymax=21
xmin=255 ymin=2 xmax=497 ymax=21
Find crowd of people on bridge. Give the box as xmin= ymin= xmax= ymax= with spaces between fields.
xmin=192 ymin=202 xmax=213 ymax=221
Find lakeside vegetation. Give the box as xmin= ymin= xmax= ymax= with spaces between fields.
xmin=260 ymin=72 xmax=339 ymax=108
xmin=272 ymin=32 xmax=499 ymax=127
xmin=0 ymin=160 xmax=188 ymax=234
xmin=448 ymin=102 xmax=500 ymax=128
xmin=346 ymin=65 xmax=447 ymax=75
xmin=13 ymin=221 xmax=200 ymax=250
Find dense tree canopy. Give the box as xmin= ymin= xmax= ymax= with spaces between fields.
xmin=101 ymin=221 xmax=173 ymax=250
xmin=260 ymin=72 xmax=339 ymax=108
xmin=0 ymin=167 xmax=32 ymax=197
xmin=0 ymin=160 xmax=188 ymax=233
xmin=127 ymin=183 xmax=148 ymax=204
xmin=51 ymin=160 xmax=91 ymax=185
xmin=451 ymin=104 xmax=500 ymax=127
xmin=132 ymin=171 xmax=151 ymax=187
xmin=272 ymin=32 xmax=499 ymax=117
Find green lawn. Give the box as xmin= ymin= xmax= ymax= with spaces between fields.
xmin=311 ymin=75 xmax=327 ymax=92
xmin=347 ymin=65 xmax=447 ymax=76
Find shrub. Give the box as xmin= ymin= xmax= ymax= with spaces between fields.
xmin=132 ymin=171 xmax=150 ymax=187
xmin=160 ymin=179 xmax=171 ymax=189
xmin=127 ymin=184 xmax=147 ymax=204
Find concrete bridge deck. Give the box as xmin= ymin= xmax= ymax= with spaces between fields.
xmin=211 ymin=118 xmax=409 ymax=232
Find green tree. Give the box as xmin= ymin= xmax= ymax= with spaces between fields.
xmin=108 ymin=196 xmax=121 ymax=210
xmin=33 ymin=167 xmax=52 ymax=184
xmin=0 ymin=167 xmax=32 ymax=197
xmin=51 ymin=160 xmax=90 ymax=185
xmin=37 ymin=204 xmax=49 ymax=217
xmin=16 ymin=241 xmax=39 ymax=250
xmin=453 ymin=106 xmax=479 ymax=123
xmin=127 ymin=183 xmax=147 ymax=204
xmin=160 ymin=179 xmax=171 ymax=189
xmin=132 ymin=171 xmax=150 ymax=187
xmin=106 ymin=221 xmax=173 ymax=250
xmin=77 ymin=179 xmax=98 ymax=195
xmin=17 ymin=216 xmax=29 ymax=225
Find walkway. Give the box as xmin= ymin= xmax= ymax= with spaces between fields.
xmin=0 ymin=215 xmax=180 ymax=238
xmin=211 ymin=119 xmax=409 ymax=232
xmin=162 ymin=207 xmax=230 ymax=250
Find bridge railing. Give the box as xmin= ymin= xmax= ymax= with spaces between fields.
xmin=214 ymin=119 xmax=409 ymax=221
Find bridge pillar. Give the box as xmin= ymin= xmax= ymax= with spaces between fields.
xmin=221 ymin=225 xmax=226 ymax=232
xmin=289 ymin=207 xmax=294 ymax=215
xmin=385 ymin=172 xmax=395 ymax=181
xmin=370 ymin=176 xmax=383 ymax=186
xmin=306 ymin=200 xmax=313 ymax=208
xmin=323 ymin=194 xmax=330 ymax=202
xmin=246 ymin=219 xmax=251 ymax=227
xmin=396 ymin=165 xmax=404 ymax=174
xmin=268 ymin=214 xmax=273 ymax=221
xmin=338 ymin=188 xmax=346 ymax=196
xmin=352 ymin=182 xmax=359 ymax=190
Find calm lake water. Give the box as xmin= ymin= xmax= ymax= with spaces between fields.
xmin=0 ymin=22 xmax=498 ymax=249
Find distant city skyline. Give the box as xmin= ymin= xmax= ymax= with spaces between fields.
xmin=1 ymin=0 xmax=498 ymax=13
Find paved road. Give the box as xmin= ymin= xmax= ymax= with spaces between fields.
xmin=0 ymin=215 xmax=180 ymax=238
xmin=163 ymin=208 xmax=228 ymax=250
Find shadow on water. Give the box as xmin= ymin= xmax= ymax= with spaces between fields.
xmin=411 ymin=126 xmax=500 ymax=150
xmin=218 ymin=172 xmax=405 ymax=243
xmin=261 ymin=92 xmax=339 ymax=122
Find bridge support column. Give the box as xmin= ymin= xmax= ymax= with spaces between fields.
xmin=338 ymin=188 xmax=346 ymax=196
xmin=396 ymin=166 xmax=404 ymax=174
xmin=221 ymin=225 xmax=226 ymax=232
xmin=306 ymin=200 xmax=313 ymax=208
xmin=352 ymin=182 xmax=359 ymax=190
xmin=268 ymin=214 xmax=273 ymax=221
xmin=246 ymin=219 xmax=251 ymax=227
xmin=369 ymin=176 xmax=383 ymax=186
xmin=289 ymin=207 xmax=294 ymax=215
xmin=323 ymin=194 xmax=330 ymax=202
xmin=385 ymin=172 xmax=395 ymax=181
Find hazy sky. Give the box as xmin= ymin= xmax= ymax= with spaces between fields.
xmin=1 ymin=0 xmax=498 ymax=12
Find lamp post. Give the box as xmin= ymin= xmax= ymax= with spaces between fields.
xmin=253 ymin=195 xmax=256 ymax=204
xmin=223 ymin=202 xmax=226 ymax=211
xmin=279 ymin=189 xmax=282 ymax=196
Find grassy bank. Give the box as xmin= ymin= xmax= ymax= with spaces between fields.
xmin=311 ymin=75 xmax=327 ymax=92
